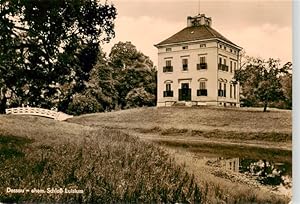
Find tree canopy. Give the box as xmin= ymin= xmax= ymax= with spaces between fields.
xmin=66 ymin=41 xmax=157 ymax=115
xmin=109 ymin=41 xmax=156 ymax=109
xmin=234 ymin=57 xmax=292 ymax=111
xmin=0 ymin=0 xmax=117 ymax=112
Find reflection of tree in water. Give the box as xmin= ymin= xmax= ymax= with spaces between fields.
xmin=240 ymin=159 xmax=291 ymax=186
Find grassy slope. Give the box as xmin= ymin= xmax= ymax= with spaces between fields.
xmin=69 ymin=107 xmax=291 ymax=132
xmin=69 ymin=106 xmax=292 ymax=133
xmin=69 ymin=106 xmax=292 ymax=146
xmin=0 ymin=115 xmax=201 ymax=203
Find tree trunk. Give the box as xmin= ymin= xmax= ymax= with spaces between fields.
xmin=263 ymin=101 xmax=268 ymax=112
xmin=0 ymin=97 xmax=7 ymax=114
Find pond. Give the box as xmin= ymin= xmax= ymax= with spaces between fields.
xmin=205 ymin=156 xmax=292 ymax=195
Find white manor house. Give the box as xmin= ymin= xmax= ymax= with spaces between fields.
xmin=155 ymin=14 xmax=242 ymax=107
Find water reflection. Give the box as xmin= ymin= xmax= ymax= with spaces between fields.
xmin=206 ymin=157 xmax=239 ymax=172
xmin=206 ymin=157 xmax=292 ymax=188
xmin=240 ymin=159 xmax=292 ymax=187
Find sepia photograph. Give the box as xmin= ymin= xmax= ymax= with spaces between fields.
xmin=0 ymin=0 xmax=293 ymax=203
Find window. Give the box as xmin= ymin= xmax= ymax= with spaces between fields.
xmin=224 ymin=83 xmax=226 ymax=97
xmin=230 ymin=84 xmax=232 ymax=98
xmin=200 ymin=56 xmax=206 ymax=64
xmin=218 ymin=82 xmax=223 ymax=97
xmin=200 ymin=44 xmax=206 ymax=48
xmin=166 ymin=60 xmax=171 ymax=67
xmin=197 ymin=79 xmax=207 ymax=96
xmin=230 ymin=61 xmax=233 ymax=73
xmin=219 ymin=57 xmax=222 ymax=68
xmin=163 ymin=60 xmax=173 ymax=72
xmin=220 ymin=59 xmax=228 ymax=71
xmin=234 ymin=62 xmax=237 ymax=71
xmin=182 ymin=46 xmax=188 ymax=50
xmin=219 ymin=44 xmax=222 ymax=48
xmin=166 ymin=48 xmax=172 ymax=52
xmin=234 ymin=84 xmax=236 ymax=99
xmin=164 ymin=83 xmax=173 ymax=97
xmin=166 ymin=83 xmax=171 ymax=91
xmin=197 ymin=56 xmax=207 ymax=70
xmin=230 ymin=49 xmax=232 ymax=53
xmin=182 ymin=58 xmax=188 ymax=71
xmin=200 ymin=81 xmax=206 ymax=90
xmin=224 ymin=46 xmax=226 ymax=50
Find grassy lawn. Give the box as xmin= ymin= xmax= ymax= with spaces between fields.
xmin=69 ymin=106 xmax=292 ymax=148
xmin=70 ymin=106 xmax=292 ymax=134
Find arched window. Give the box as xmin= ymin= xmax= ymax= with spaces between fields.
xmin=197 ymin=78 xmax=208 ymax=96
xmin=218 ymin=78 xmax=224 ymax=97
xmin=229 ymin=80 xmax=237 ymax=99
xmin=163 ymin=80 xmax=173 ymax=97
xmin=164 ymin=80 xmax=173 ymax=84
xmin=234 ymin=83 xmax=236 ymax=99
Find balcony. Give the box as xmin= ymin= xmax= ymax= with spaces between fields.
xmin=197 ymin=89 xmax=207 ymax=96
xmin=163 ymin=66 xmax=173 ymax=72
xmin=197 ymin=63 xmax=207 ymax=70
xmin=218 ymin=64 xmax=229 ymax=72
xmin=163 ymin=90 xmax=173 ymax=97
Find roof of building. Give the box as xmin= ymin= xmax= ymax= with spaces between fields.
xmin=156 ymin=25 xmax=239 ymax=47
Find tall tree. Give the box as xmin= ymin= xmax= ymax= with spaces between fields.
xmin=0 ymin=0 xmax=117 ymax=112
xmin=109 ymin=41 xmax=156 ymax=108
xmin=235 ymin=58 xmax=292 ymax=112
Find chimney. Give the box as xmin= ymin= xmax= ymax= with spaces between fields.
xmin=187 ymin=14 xmax=212 ymax=27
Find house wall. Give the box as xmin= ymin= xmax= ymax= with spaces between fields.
xmin=217 ymin=42 xmax=240 ymax=107
xmin=157 ymin=40 xmax=240 ymax=107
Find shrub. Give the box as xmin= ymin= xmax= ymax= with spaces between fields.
xmin=67 ymin=93 xmax=103 ymax=115
xmin=125 ymin=87 xmax=155 ymax=108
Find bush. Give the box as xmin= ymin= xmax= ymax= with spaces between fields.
xmin=67 ymin=93 xmax=103 ymax=115
xmin=125 ymin=87 xmax=155 ymax=108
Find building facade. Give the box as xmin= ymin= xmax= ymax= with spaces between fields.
xmin=155 ymin=14 xmax=242 ymax=107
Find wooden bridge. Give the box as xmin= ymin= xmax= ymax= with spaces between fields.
xmin=5 ymin=107 xmax=73 ymax=121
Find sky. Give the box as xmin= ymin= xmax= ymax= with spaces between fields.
xmin=102 ymin=0 xmax=292 ymax=66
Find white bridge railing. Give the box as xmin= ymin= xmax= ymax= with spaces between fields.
xmin=5 ymin=107 xmax=73 ymax=121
